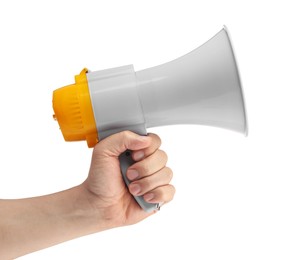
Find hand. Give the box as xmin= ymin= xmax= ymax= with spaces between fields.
xmin=83 ymin=131 xmax=175 ymax=228
xmin=0 ymin=131 xmax=175 ymax=258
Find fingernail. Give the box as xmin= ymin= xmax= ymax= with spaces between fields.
xmin=129 ymin=183 xmax=141 ymax=195
xmin=127 ymin=169 xmax=139 ymax=180
xmin=133 ymin=151 xmax=144 ymax=161
xmin=144 ymin=193 xmax=154 ymax=202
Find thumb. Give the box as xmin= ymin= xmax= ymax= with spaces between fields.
xmin=95 ymin=131 xmax=151 ymax=157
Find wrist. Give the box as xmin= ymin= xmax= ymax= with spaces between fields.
xmin=69 ymin=184 xmax=114 ymax=233
xmin=78 ymin=182 xmax=124 ymax=231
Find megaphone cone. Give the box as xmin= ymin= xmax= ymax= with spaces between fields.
xmin=136 ymin=26 xmax=247 ymax=135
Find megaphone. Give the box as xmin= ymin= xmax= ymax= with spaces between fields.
xmin=53 ymin=26 xmax=248 ymax=212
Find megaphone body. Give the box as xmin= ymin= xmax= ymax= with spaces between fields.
xmin=53 ymin=27 xmax=247 ymax=212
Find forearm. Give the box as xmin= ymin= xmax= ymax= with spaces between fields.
xmin=0 ymin=185 xmax=105 ymax=259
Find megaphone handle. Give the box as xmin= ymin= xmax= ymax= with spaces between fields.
xmin=119 ymin=151 xmax=160 ymax=213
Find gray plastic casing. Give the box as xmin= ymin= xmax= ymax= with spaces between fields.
xmin=86 ymin=27 xmax=247 ymax=212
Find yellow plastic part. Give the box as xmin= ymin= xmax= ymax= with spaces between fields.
xmin=52 ymin=68 xmax=98 ymax=147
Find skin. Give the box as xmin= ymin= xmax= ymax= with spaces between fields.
xmin=0 ymin=131 xmax=175 ymax=259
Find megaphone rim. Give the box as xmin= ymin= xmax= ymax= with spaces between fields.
xmin=223 ymin=25 xmax=249 ymax=136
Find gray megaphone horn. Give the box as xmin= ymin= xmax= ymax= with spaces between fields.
xmin=53 ymin=26 xmax=248 ymax=212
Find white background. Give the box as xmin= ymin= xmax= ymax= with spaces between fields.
xmin=0 ymin=0 xmax=304 ymax=259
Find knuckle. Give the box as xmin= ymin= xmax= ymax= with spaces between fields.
xmin=118 ymin=131 xmax=129 ymax=141
xmin=165 ymin=167 xmax=173 ymax=181
xmin=137 ymin=178 xmax=151 ymax=191
xmin=166 ymin=185 xmax=176 ymax=201
xmin=156 ymin=135 xmax=162 ymax=147
xmin=138 ymin=162 xmax=150 ymax=176
xmin=123 ymin=130 xmax=137 ymax=138
xmin=170 ymin=184 xmax=176 ymax=195
xmin=159 ymin=188 xmax=166 ymax=198
xmin=158 ymin=150 xmax=168 ymax=163
xmin=149 ymin=133 xmax=162 ymax=147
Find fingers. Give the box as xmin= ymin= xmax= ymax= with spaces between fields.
xmin=131 ymin=133 xmax=161 ymax=161
xmin=143 ymin=185 xmax=176 ymax=204
xmin=129 ymin=167 xmax=173 ymax=195
xmin=126 ymin=132 xmax=175 ymax=205
xmin=127 ymin=150 xmax=168 ymax=180
xmin=128 ymin=167 xmax=175 ymax=204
